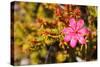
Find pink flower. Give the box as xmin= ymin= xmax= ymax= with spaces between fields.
xmin=62 ymin=18 xmax=89 ymax=48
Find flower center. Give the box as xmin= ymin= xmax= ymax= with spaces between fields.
xmin=74 ymin=30 xmax=78 ymax=34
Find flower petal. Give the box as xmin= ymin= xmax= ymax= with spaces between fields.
xmin=64 ymin=35 xmax=71 ymax=42
xmin=76 ymin=19 xmax=84 ymax=30
xmin=78 ymin=27 xmax=89 ymax=36
xmin=69 ymin=18 xmax=76 ymax=30
xmin=70 ymin=38 xmax=77 ymax=48
xmin=62 ymin=27 xmax=73 ymax=35
xmin=77 ymin=34 xmax=86 ymax=45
